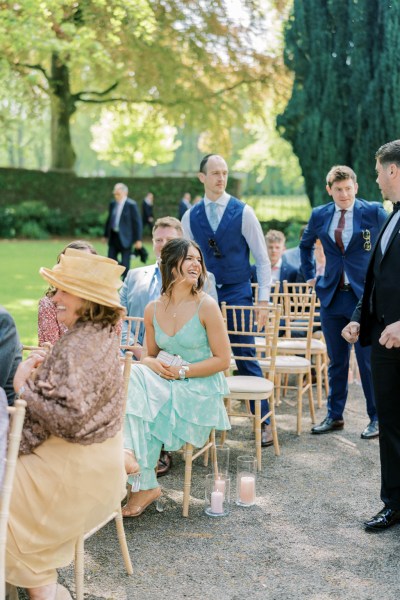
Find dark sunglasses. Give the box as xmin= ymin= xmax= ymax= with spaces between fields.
xmin=208 ymin=238 xmax=222 ymax=258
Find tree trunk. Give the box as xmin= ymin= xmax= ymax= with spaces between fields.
xmin=49 ymin=53 xmax=76 ymax=172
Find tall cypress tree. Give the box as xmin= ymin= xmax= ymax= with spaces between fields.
xmin=278 ymin=0 xmax=400 ymax=207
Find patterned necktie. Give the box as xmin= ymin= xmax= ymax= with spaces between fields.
xmin=334 ymin=209 xmax=346 ymax=287
xmin=208 ymin=202 xmax=219 ymax=233
xmin=148 ymin=266 xmax=162 ymax=301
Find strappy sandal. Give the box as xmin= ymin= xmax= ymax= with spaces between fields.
xmin=122 ymin=487 xmax=161 ymax=518
xmin=157 ymin=451 xmax=172 ymax=477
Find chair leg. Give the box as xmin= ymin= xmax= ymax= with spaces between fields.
xmin=296 ymin=374 xmax=303 ymax=435
xmin=307 ymin=369 xmax=315 ymax=424
xmin=269 ymin=392 xmax=280 ymax=457
xmin=254 ymin=401 xmax=262 ymax=471
xmin=75 ymin=535 xmax=85 ymax=600
xmin=182 ymin=443 xmax=194 ymax=517
xmin=315 ymin=355 xmax=322 ymax=409
xmin=114 ymin=508 xmax=134 ymax=575
xmin=282 ymin=373 xmax=289 ymax=398
xmin=275 ymin=373 xmax=282 ymax=406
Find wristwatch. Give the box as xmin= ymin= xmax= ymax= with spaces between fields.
xmin=178 ymin=366 xmax=189 ymax=380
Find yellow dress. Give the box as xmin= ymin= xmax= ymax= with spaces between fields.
xmin=6 ymin=433 xmax=126 ymax=587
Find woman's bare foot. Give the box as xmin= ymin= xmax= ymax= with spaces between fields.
xmin=124 ymin=449 xmax=140 ymax=475
xmin=122 ymin=487 xmax=161 ymax=517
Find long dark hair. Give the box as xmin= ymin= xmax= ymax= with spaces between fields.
xmin=160 ymin=239 xmax=207 ymax=297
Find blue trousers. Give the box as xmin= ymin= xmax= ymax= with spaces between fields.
xmin=320 ymin=289 xmax=376 ymax=421
xmin=217 ymin=281 xmax=270 ymax=421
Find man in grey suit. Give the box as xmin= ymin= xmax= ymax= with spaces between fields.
xmin=120 ymin=216 xmax=218 ymax=349
xmin=120 ymin=216 xmax=218 ymax=476
xmin=0 ymin=306 xmax=22 ymax=405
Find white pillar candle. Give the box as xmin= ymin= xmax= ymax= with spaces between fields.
xmin=210 ymin=490 xmax=224 ymax=514
xmin=240 ymin=475 xmax=255 ymax=504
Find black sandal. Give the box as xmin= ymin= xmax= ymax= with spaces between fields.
xmin=156 ymin=451 xmax=172 ymax=477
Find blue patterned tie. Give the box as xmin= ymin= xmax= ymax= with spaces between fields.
xmin=208 ymin=202 xmax=219 ymax=232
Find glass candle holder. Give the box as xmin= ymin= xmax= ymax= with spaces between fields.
xmin=211 ymin=444 xmax=230 ymax=479
xmin=236 ymin=455 xmax=257 ymax=507
xmin=205 ymin=473 xmax=230 ymax=517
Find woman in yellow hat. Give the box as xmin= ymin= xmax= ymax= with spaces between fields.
xmin=6 ymin=249 xmax=127 ymax=600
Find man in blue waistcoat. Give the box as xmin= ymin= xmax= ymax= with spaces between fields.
xmin=181 ymin=154 xmax=273 ymax=446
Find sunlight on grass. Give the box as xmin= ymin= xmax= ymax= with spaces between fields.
xmin=0 ymin=239 xmax=155 ymax=345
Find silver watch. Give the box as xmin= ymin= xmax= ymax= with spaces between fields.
xmin=178 ymin=366 xmax=189 ymax=380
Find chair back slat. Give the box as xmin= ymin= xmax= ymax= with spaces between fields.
xmin=221 ymin=303 xmax=281 ymax=379
xmin=120 ymin=316 xmax=144 ymax=352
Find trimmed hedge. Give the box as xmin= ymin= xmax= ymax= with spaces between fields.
xmin=0 ymin=167 xmax=241 ymax=238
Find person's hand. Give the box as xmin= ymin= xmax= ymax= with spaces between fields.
xmin=379 ymin=321 xmax=400 ymax=348
xmin=342 ymin=321 xmax=360 ymax=343
xmin=257 ymin=300 xmax=270 ymax=330
xmin=142 ymin=357 xmax=180 ymax=379
xmin=13 ymin=348 xmax=48 ymax=393
xmin=134 ymin=240 xmax=143 ymax=250
xmin=307 ymin=278 xmax=316 ymax=287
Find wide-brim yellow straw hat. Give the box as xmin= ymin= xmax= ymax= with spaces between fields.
xmin=39 ymin=248 xmax=125 ymax=308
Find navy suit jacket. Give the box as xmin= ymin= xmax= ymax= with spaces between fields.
xmin=0 ymin=306 xmax=22 ymax=405
xmin=300 ymin=198 xmax=387 ymax=308
xmin=104 ymin=198 xmax=142 ymax=249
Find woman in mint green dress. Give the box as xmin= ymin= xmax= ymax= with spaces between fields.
xmin=123 ymin=238 xmax=231 ymax=517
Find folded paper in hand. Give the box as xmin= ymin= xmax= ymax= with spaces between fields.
xmin=157 ymin=350 xmax=189 ymax=367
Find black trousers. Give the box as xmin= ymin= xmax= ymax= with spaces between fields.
xmin=371 ymin=320 xmax=400 ymax=509
xmin=108 ymin=231 xmax=130 ymax=280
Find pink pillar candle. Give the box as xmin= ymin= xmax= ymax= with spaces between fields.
xmin=239 ymin=475 xmax=255 ymax=504
xmin=214 ymin=478 xmax=226 ymax=495
xmin=210 ymin=490 xmax=224 ymax=514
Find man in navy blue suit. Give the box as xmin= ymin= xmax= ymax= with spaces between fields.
xmin=181 ymin=154 xmax=273 ymax=446
xmin=300 ymin=165 xmax=387 ymax=438
xmin=104 ymin=182 xmax=143 ymax=279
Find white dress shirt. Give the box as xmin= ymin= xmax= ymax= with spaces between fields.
xmin=181 ymin=192 xmax=271 ymax=301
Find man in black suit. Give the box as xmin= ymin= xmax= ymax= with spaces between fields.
xmin=342 ymin=139 xmax=400 ymax=531
xmin=104 ymin=182 xmax=143 ymax=279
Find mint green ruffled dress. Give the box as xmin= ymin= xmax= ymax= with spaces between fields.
xmin=124 ymin=304 xmax=231 ymax=490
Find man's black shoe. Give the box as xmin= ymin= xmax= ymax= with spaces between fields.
xmin=364 ymin=507 xmax=400 ymax=531
xmin=311 ymin=416 xmax=344 ymax=434
xmin=361 ymin=420 xmax=379 ymax=439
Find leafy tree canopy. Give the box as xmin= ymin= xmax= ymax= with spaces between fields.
xmin=0 ymin=0 xmax=286 ymax=171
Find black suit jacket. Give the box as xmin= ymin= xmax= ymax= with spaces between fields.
xmin=104 ymin=198 xmax=142 ymax=249
xmin=353 ymin=211 xmax=400 ymax=346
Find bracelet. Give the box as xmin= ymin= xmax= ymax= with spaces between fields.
xmin=15 ymin=385 xmax=26 ymax=399
xmin=178 ymin=366 xmax=189 ymax=380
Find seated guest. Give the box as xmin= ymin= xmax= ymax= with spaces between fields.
xmin=0 ymin=306 xmax=22 ymax=405
xmin=120 ymin=217 xmax=218 ymax=476
xmin=38 ymin=240 xmax=97 ymax=345
xmin=122 ymin=239 xmax=231 ymax=517
xmin=0 ymin=387 xmax=7 ymax=486
xmin=265 ymin=229 xmax=299 ymax=290
xmin=6 ymin=249 xmax=127 ymax=600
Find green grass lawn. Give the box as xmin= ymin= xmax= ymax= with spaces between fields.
xmin=0 ymin=238 xmax=155 ymax=345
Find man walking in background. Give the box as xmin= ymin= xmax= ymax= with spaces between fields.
xmin=300 ymin=165 xmax=387 ymax=438
xmin=104 ymin=182 xmax=143 ymax=279
xmin=181 ymin=154 xmax=273 ymax=446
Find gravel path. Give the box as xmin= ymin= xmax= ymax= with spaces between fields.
xmin=53 ymin=384 xmax=399 ymax=600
